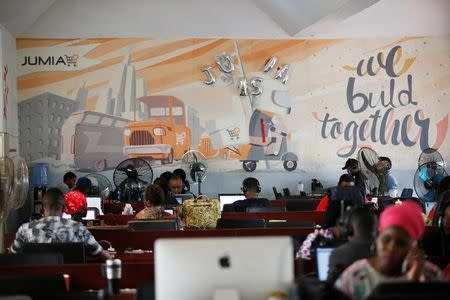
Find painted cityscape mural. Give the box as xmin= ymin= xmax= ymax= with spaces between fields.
xmin=16 ymin=37 xmax=449 ymax=178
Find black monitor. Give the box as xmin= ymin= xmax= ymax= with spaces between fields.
xmin=22 ymin=242 xmax=85 ymax=264
xmin=216 ymin=218 xmax=266 ymax=229
xmin=128 ymin=219 xmax=179 ymax=231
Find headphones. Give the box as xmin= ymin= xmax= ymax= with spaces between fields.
xmin=242 ymin=177 xmax=261 ymax=193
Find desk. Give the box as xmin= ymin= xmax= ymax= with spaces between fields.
xmin=89 ymin=227 xmax=312 ymax=251
xmin=0 ymin=262 xmax=153 ymax=290
xmin=104 ymin=202 xmax=144 ymax=214
xmin=221 ymin=211 xmax=326 ymax=224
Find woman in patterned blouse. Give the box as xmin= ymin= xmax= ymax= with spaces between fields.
xmin=135 ymin=184 xmax=166 ymax=220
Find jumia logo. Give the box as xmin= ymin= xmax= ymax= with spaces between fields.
xmin=21 ymin=54 xmax=79 ymax=67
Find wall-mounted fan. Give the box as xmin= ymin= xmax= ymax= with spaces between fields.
xmin=113 ymin=158 xmax=153 ymax=202
xmin=180 ymin=150 xmax=208 ymax=195
xmin=85 ymin=173 xmax=113 ymax=199
xmin=414 ymin=148 xmax=448 ymax=202
xmin=357 ymin=147 xmax=388 ymax=196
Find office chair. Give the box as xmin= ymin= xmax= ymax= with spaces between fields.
xmin=0 ymin=275 xmax=67 ymax=297
xmin=272 ymin=187 xmax=282 ymax=199
xmin=0 ymin=253 xmax=63 ymax=266
xmin=216 ymin=218 xmax=266 ymax=229
xmin=137 ymin=282 xmax=155 ymax=300
xmin=246 ymin=206 xmax=287 ymax=212
xmin=368 ymin=282 xmax=450 ymax=300
xmin=286 ymin=199 xmax=321 ymax=211
xmin=128 ymin=219 xmax=179 ymax=231
xmin=22 ymin=242 xmax=85 ymax=264
xmin=400 ymin=188 xmax=414 ymax=198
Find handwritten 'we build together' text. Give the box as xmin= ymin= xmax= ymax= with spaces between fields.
xmin=315 ymin=45 xmax=448 ymax=157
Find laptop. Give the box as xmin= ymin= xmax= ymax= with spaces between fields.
xmin=316 ymin=247 xmax=333 ymax=281
xmin=155 ymin=237 xmax=294 ymax=300
xmin=174 ymin=193 xmax=194 ymax=205
xmin=218 ymin=194 xmax=246 ymax=211
xmin=86 ymin=196 xmax=104 ymax=215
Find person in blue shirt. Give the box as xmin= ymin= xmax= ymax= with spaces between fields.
xmin=380 ymin=157 xmax=398 ymax=196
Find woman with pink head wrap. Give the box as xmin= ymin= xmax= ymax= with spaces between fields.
xmin=335 ymin=201 xmax=444 ymax=300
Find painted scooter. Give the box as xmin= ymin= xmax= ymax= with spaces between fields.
xmin=241 ymin=90 xmax=298 ymax=172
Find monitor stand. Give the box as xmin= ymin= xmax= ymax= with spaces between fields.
xmin=213 ymin=288 xmax=240 ymax=300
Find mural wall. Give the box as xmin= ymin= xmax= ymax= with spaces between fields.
xmin=16 ymin=37 xmax=450 ymax=196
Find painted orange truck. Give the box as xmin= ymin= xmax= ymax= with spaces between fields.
xmin=123 ymin=96 xmax=193 ymax=164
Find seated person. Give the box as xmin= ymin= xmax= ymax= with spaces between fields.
xmin=173 ymin=168 xmax=191 ymax=194
xmin=56 ymin=171 xmax=77 ymax=194
xmin=316 ymin=174 xmax=355 ymax=212
xmin=10 ymin=188 xmax=111 ymax=261
xmin=380 ymin=156 xmax=398 ymax=197
xmin=166 ymin=173 xmax=186 ymax=205
xmin=296 ymin=200 xmax=349 ymax=260
xmin=222 ymin=177 xmax=270 ymax=212
xmin=73 ymin=177 xmax=92 ymax=196
xmin=154 ymin=172 xmax=179 ymax=206
xmin=136 ymin=184 xmax=170 ymax=220
xmin=327 ymin=206 xmax=377 ymax=283
xmin=342 ymin=158 xmax=367 ymax=197
xmin=422 ymin=190 xmax=450 ymax=268
xmin=335 ymin=201 xmax=443 ymax=300
xmin=64 ymin=190 xmax=88 ymax=222
xmin=429 ymin=176 xmax=450 ymax=224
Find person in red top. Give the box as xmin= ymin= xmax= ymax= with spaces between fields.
xmin=316 ymin=174 xmax=355 ymax=212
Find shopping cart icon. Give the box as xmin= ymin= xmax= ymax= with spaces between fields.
xmin=226 ymin=127 xmax=240 ymax=140
xmin=65 ymin=54 xmax=79 ymax=67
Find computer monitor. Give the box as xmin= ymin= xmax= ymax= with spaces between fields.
xmin=174 ymin=193 xmax=194 ymax=205
xmin=316 ymin=247 xmax=333 ymax=281
xmin=155 ymin=237 xmax=294 ymax=300
xmin=218 ymin=194 xmax=246 ymax=211
xmin=82 ymin=209 xmax=97 ymax=220
xmin=86 ymin=196 xmax=104 ymax=215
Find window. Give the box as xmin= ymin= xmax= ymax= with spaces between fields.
xmin=83 ymin=114 xmax=100 ymax=124
xmin=172 ymin=106 xmax=183 ymax=116
xmin=100 ymin=117 xmax=114 ymax=126
xmin=150 ymin=107 xmax=165 ymax=117
xmin=115 ymin=120 xmax=127 ymax=127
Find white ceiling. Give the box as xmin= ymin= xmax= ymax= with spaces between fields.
xmin=0 ymin=0 xmax=449 ymax=38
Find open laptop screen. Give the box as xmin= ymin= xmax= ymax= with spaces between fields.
xmin=174 ymin=194 xmax=194 ymax=205
xmin=316 ymin=247 xmax=333 ymax=281
xmin=218 ymin=194 xmax=246 ymax=211
xmin=86 ymin=196 xmax=103 ymax=215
